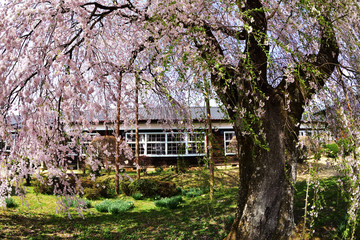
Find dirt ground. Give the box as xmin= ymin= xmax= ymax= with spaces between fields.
xmin=297 ymin=156 xmax=341 ymax=181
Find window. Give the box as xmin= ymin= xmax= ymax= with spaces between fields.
xmin=126 ymin=133 xmax=146 ymax=155
xmin=125 ymin=132 xmax=205 ymax=157
xmin=187 ymin=133 xmax=205 ymax=154
xmin=224 ymin=131 xmax=237 ymax=155
xmin=147 ymin=134 xmax=165 ymax=155
xmin=167 ymin=133 xmax=186 ymax=155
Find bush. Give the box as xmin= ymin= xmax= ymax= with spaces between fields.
xmin=157 ymin=181 xmax=181 ymax=197
xmin=126 ymin=179 xmax=180 ymax=198
xmin=132 ymin=193 xmax=144 ymax=200
xmin=128 ymin=179 xmax=159 ymax=197
xmin=182 ymin=188 xmax=203 ymax=197
xmin=82 ymin=199 xmax=92 ymax=208
xmin=154 ymin=196 xmax=184 ymax=209
xmin=32 ymin=178 xmax=54 ymax=195
xmin=32 ymin=175 xmax=76 ymax=195
xmin=64 ymin=198 xmax=91 ymax=208
xmin=81 ymin=175 xmax=116 ymax=200
xmin=96 ymin=175 xmax=116 ymax=198
xmin=83 ymin=188 xmax=103 ymax=200
xmin=95 ymin=199 xmax=134 ymax=214
xmin=5 ymin=197 xmax=17 ymax=208
xmin=119 ymin=180 xmax=131 ymax=196
xmin=95 ymin=200 xmax=111 ymax=212
xmin=108 ymin=201 xmax=134 ymax=214
xmin=155 ymin=167 xmax=163 ymax=174
xmin=324 ymin=143 xmax=340 ymax=158
xmin=79 ymin=178 xmax=94 ymax=189
xmin=224 ymin=215 xmax=235 ymax=232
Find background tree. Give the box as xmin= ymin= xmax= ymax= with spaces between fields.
xmin=0 ymin=0 xmax=359 ymax=239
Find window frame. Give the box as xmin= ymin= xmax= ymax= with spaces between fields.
xmin=125 ymin=132 xmax=206 ymax=157
xmin=224 ymin=131 xmax=237 ymax=156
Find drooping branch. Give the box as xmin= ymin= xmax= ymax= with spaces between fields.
xmin=286 ymin=15 xmax=339 ymax=118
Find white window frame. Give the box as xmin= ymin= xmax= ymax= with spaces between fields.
xmin=224 ymin=131 xmax=237 ymax=156
xmin=125 ymin=132 xmax=206 ymax=157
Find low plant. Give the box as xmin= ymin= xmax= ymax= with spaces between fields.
xmin=5 ymin=197 xmax=17 ymax=208
xmin=182 ymin=188 xmax=203 ymax=197
xmin=65 ymin=199 xmax=92 ymax=208
xmin=155 ymin=167 xmax=163 ymax=174
xmin=124 ymin=178 xmax=179 ymax=198
xmin=324 ymin=143 xmax=340 ymax=158
xmin=81 ymin=175 xmax=117 ymax=200
xmin=224 ymin=215 xmax=235 ymax=232
xmin=95 ymin=199 xmax=134 ymax=214
xmin=154 ymin=196 xmax=184 ymax=209
xmin=132 ymin=193 xmax=144 ymax=200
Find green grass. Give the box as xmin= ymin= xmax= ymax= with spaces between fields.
xmin=293 ymin=176 xmax=355 ymax=239
xmin=0 ymin=168 xmax=356 ymax=239
xmin=0 ymin=169 xmax=238 ymax=239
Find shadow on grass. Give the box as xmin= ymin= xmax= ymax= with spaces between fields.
xmin=0 ymin=188 xmax=237 ymax=240
xmin=293 ymin=176 xmax=357 ymax=239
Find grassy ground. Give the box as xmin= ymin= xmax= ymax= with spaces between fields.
xmin=0 ymin=167 xmax=356 ymax=239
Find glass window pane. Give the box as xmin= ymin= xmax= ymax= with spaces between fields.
xmin=147 ymin=134 xmax=165 ymax=142
xmin=167 ymin=133 xmax=184 ymax=142
xmin=147 ymin=143 xmax=165 ymax=155
xmin=168 ymin=143 xmax=186 ymax=155
xmin=129 ymin=143 xmax=145 ymax=155
xmin=188 ymin=133 xmax=205 ymax=142
xmin=188 ymin=142 xmax=204 ymax=154
xmin=126 ymin=134 xmax=145 ymax=143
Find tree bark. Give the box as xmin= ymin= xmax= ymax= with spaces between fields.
xmin=115 ymin=73 xmax=122 ymax=195
xmin=182 ymin=0 xmax=338 ymax=238
xmin=135 ymin=73 xmax=141 ymax=180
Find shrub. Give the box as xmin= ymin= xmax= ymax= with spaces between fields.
xmin=64 ymin=199 xmax=91 ymax=208
xmin=132 ymin=193 xmax=144 ymax=200
xmin=182 ymin=188 xmax=203 ymax=197
xmin=155 ymin=167 xmax=163 ymax=174
xmin=32 ymin=175 xmax=77 ymax=195
xmin=157 ymin=181 xmax=181 ymax=197
xmin=154 ymin=196 xmax=184 ymax=209
xmin=95 ymin=200 xmax=111 ymax=212
xmin=126 ymin=179 xmax=179 ymax=198
xmin=32 ymin=178 xmax=54 ymax=195
xmin=5 ymin=197 xmax=17 ymax=208
xmin=81 ymin=175 xmax=116 ymax=200
xmin=224 ymin=215 xmax=235 ymax=232
xmin=95 ymin=199 xmax=134 ymax=214
xmin=96 ymin=175 xmax=116 ymax=198
xmin=128 ymin=179 xmax=159 ymax=197
xmin=83 ymin=188 xmax=102 ymax=200
xmin=108 ymin=201 xmax=134 ymax=214
xmin=119 ymin=180 xmax=131 ymax=196
xmin=79 ymin=178 xmax=94 ymax=189
xmin=324 ymin=143 xmax=340 ymax=158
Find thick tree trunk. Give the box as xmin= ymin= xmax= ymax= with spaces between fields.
xmin=225 ymin=95 xmax=297 ymax=240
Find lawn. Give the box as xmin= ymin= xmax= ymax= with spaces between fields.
xmin=0 ymin=167 xmax=356 ymax=239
